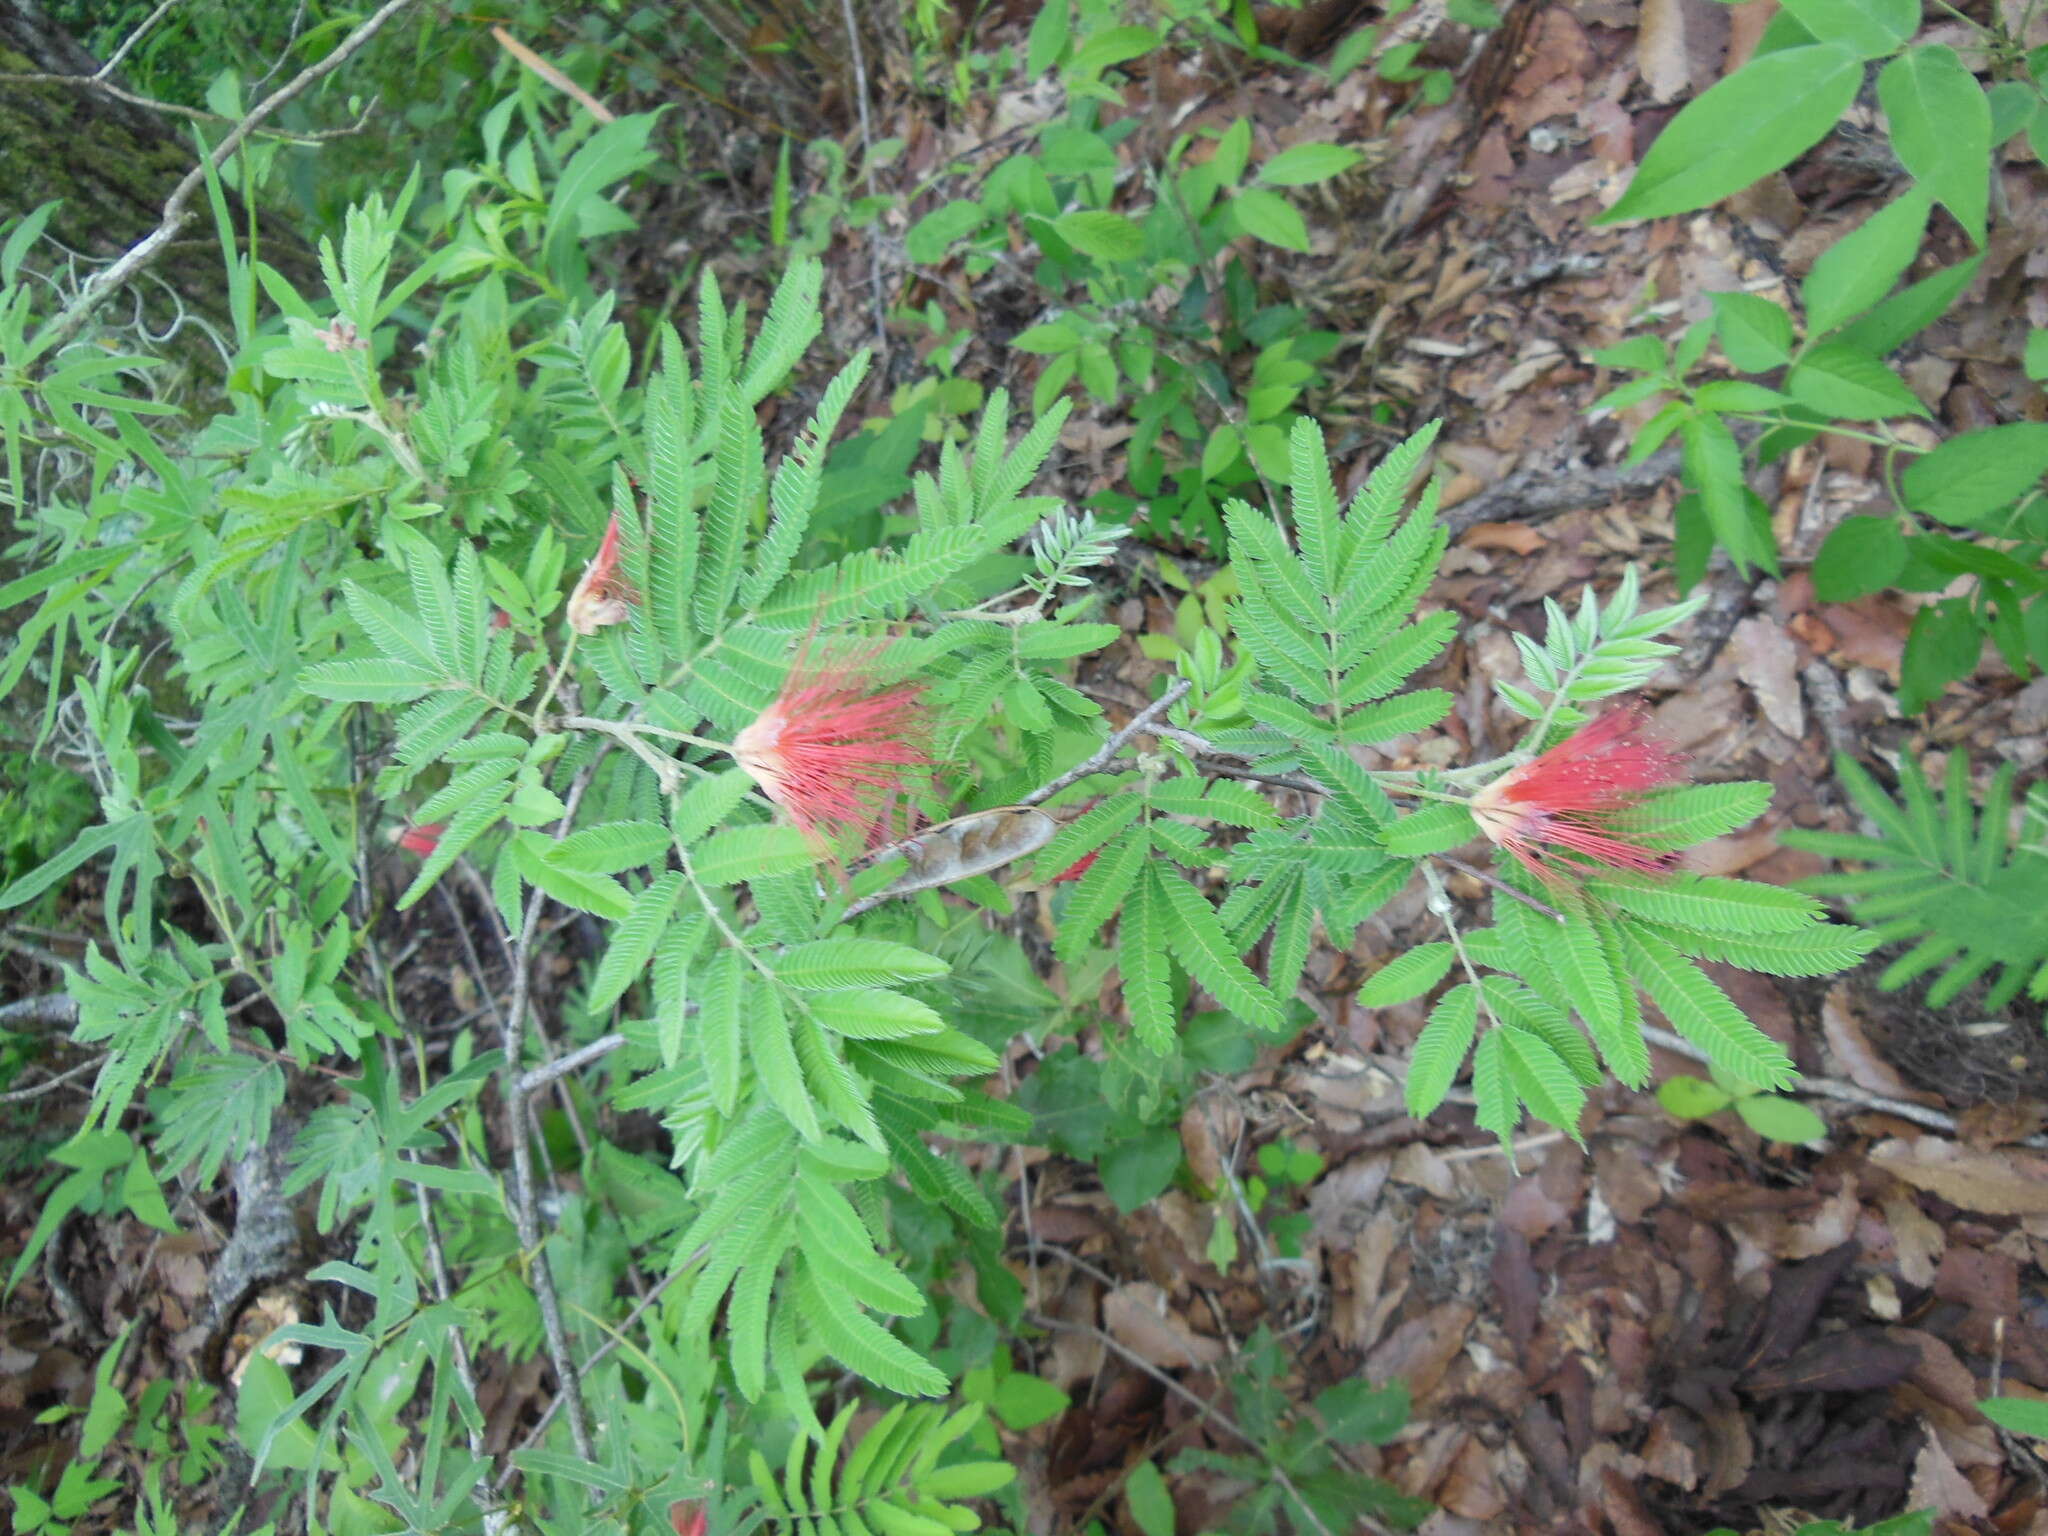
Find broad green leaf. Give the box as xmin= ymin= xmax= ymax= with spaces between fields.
xmin=1228 ymin=187 xmax=1310 ymax=252
xmin=1838 ymin=256 xmax=1982 ymax=358
xmin=1900 ymin=599 xmax=1984 ymax=713
xmin=1802 ymin=189 xmax=1932 ymax=334
xmin=1656 ymin=1073 xmax=1734 ymax=1119
xmin=1735 ymin=1093 xmax=1827 ymax=1142
xmin=1981 ymin=1396 xmax=2048 ymax=1440
xmin=1026 ymin=0 xmax=1070 ymax=73
xmin=1710 ymin=292 xmax=1793 ymax=371
xmin=1779 ymin=0 xmax=1916 ymax=56
xmin=1052 ymin=210 xmax=1144 ymax=262
xmin=1900 ymin=425 xmax=2048 ymax=528
xmin=1066 ymin=24 xmax=1159 ymax=80
xmin=1879 ymin=47 xmax=1991 ymax=242
xmin=1126 ymin=1462 xmax=1176 ymax=1536
xmin=1257 ymin=143 xmax=1366 ymax=185
xmin=1811 ymin=515 xmax=1908 ymax=601
xmin=1786 ymin=341 xmax=1925 ymax=420
xmin=1598 ymin=46 xmax=1863 ymax=223
xmin=905 ymin=200 xmax=987 ymax=264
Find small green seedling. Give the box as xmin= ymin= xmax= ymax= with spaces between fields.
xmin=1657 ymin=1061 xmax=1826 ymax=1144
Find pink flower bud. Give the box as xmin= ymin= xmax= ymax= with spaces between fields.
xmin=566 ymin=513 xmax=635 ymax=636
xmin=397 ymin=822 xmax=446 ymax=858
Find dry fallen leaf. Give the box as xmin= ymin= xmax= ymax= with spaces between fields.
xmin=1907 ymin=1426 xmax=1990 ymax=1521
xmin=1101 ymin=1281 xmax=1224 ymax=1369
xmin=1729 ymin=616 xmax=1805 ymax=740
xmin=1821 ymin=984 xmax=1935 ymax=1103
xmin=1870 ymin=1138 xmax=2048 ymax=1216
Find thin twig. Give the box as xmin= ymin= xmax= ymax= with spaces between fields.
xmin=1023 ymin=678 xmax=1192 ymax=806
xmin=0 ymin=992 xmax=79 ymax=1030
xmin=1430 ymin=852 xmax=1564 ymax=921
xmin=0 ymin=1056 xmax=103 ymax=1104
xmin=36 ymin=0 xmax=422 ymax=360
xmin=516 ymin=1033 xmax=626 ymax=1097
xmin=497 ymin=777 xmax=601 ymax=1466
xmin=836 ymin=0 xmax=888 ymax=352
xmin=502 ymin=1266 xmax=689 ymax=1480
xmin=1636 ymin=1022 xmax=2048 ymax=1148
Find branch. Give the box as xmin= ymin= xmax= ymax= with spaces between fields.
xmin=515 ymin=1033 xmax=625 ymax=1097
xmin=35 ymin=0 xmax=421 ymax=360
xmin=0 ymin=992 xmax=79 ymax=1030
xmin=1637 ymin=1023 xmax=2048 ymax=1149
xmin=1022 ymin=677 xmax=1192 ymax=806
xmin=495 ymin=770 xmax=601 ymax=1467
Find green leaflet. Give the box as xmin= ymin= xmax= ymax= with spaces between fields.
xmin=747 ymin=984 xmax=822 ymax=1140
xmin=1154 ymin=866 xmax=1284 ymax=1034
xmin=1619 ymin=924 xmax=1796 ymax=1089
xmin=1500 ymin=1026 xmax=1586 ymax=1144
xmin=1405 ymin=985 xmax=1476 ymax=1117
xmin=776 ymin=940 xmax=950 ymax=991
xmin=1470 ymin=1028 xmax=1518 ymax=1146
xmin=698 ymin=947 xmax=747 ymax=1116
xmin=1588 ymin=872 xmax=1826 ymax=934
xmin=587 ymin=871 xmax=685 ymax=1014
xmin=1121 ymin=864 xmax=1175 ymax=1052
xmin=1052 ymin=828 xmax=1147 ymax=964
xmin=1359 ymin=943 xmax=1454 ymax=1006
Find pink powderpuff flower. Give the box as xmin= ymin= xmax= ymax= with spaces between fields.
xmin=733 ymin=651 xmax=931 ymax=843
xmin=566 ymin=513 xmax=635 ymax=636
xmin=397 ymin=822 xmax=446 ymax=858
xmin=1467 ymin=702 xmax=1687 ymax=883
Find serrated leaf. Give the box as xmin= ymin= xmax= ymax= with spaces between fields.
xmin=1156 ymin=869 xmax=1283 ymax=1032
xmin=587 ymin=872 xmax=684 ymax=1012
xmin=1360 ymin=943 xmax=1455 ymax=1006
xmin=1405 ymin=985 xmax=1476 ymax=1117
xmin=778 ymin=940 xmax=950 ymax=991
xmin=1620 ymin=924 xmax=1796 ymax=1088
xmin=1121 ymin=865 xmax=1175 ymax=1051
xmin=1500 ymin=1026 xmax=1587 ymax=1143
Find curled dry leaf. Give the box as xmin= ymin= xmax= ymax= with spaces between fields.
xmin=1821 ymin=983 xmax=1938 ymax=1104
xmin=1101 ymin=1281 xmax=1224 ymax=1369
xmin=1870 ymin=1138 xmax=2048 ymax=1216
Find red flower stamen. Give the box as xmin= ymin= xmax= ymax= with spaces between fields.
xmin=397 ymin=822 xmax=446 ymax=858
xmin=733 ymin=649 xmax=931 ymax=842
xmin=1468 ymin=703 xmax=1686 ymax=883
xmin=566 ymin=513 xmax=636 ymax=635
xmin=1051 ymin=849 xmax=1100 ymax=883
